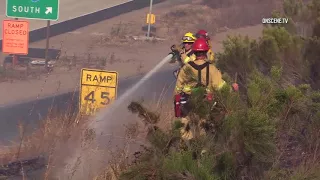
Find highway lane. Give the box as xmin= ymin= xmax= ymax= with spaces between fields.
xmin=0 ymin=66 xmax=176 ymax=145
xmin=0 ymin=0 xmax=173 ymax=106
xmin=0 ymin=0 xmax=165 ymax=42
xmin=0 ymin=0 xmax=132 ymax=35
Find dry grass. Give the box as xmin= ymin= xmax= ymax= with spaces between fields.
xmin=0 ymin=64 xmax=51 ymax=83
xmin=0 ymin=23 xmax=142 ymax=83
xmin=0 ymin=50 xmax=139 ymax=84
xmin=0 ymin=98 xmax=90 ymax=178
xmin=156 ymin=0 xmax=281 ymax=40
xmin=91 ymin=86 xmax=176 ymax=180
xmin=0 ymin=77 xmax=175 ymax=179
xmin=56 ymin=51 xmax=120 ymax=70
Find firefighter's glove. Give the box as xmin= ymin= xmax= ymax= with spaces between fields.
xmin=180 ymin=48 xmax=186 ymax=55
xmin=171 ymin=44 xmax=182 ymax=51
xmin=169 ymin=45 xmax=180 ymax=57
xmin=180 ymin=52 xmax=187 ymax=62
xmin=171 ymin=44 xmax=177 ymax=51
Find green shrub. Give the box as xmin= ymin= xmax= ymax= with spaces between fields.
xmin=118 ymin=0 xmax=320 ymax=179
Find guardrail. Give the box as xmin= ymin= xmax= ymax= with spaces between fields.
xmin=0 ymin=0 xmax=165 ymax=50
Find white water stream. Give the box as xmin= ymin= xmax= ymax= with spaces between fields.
xmin=58 ymin=54 xmax=174 ymax=179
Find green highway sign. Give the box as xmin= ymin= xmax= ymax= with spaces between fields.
xmin=6 ymin=0 xmax=59 ymax=21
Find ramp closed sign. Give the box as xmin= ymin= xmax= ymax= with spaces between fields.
xmin=79 ymin=68 xmax=118 ymax=115
xmin=2 ymin=20 xmax=29 ymax=55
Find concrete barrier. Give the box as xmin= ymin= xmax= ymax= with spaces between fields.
xmin=0 ymin=0 xmax=165 ymax=50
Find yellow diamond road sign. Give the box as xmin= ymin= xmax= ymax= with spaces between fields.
xmin=79 ymin=68 xmax=118 ymax=115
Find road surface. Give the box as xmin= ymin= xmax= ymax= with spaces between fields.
xmin=0 ymin=0 xmax=177 ymax=144
xmin=0 ymin=66 xmax=176 ymax=144
xmin=0 ymin=0 xmax=133 ymax=36
xmin=0 ymin=0 xmax=173 ymax=106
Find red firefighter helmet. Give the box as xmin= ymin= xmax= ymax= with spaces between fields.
xmin=192 ymin=38 xmax=209 ymax=51
xmin=196 ymin=29 xmax=210 ymax=40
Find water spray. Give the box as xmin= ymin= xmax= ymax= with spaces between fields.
xmin=59 ymin=54 xmax=174 ymax=180
xmin=90 ymin=54 xmax=173 ymax=128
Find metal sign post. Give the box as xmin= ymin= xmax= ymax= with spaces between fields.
xmin=147 ymin=0 xmax=153 ymax=38
xmin=45 ymin=20 xmax=50 ymax=69
xmin=13 ymin=18 xmax=18 ymax=67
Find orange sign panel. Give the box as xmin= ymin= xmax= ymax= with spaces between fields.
xmin=2 ymin=20 xmax=29 ymax=55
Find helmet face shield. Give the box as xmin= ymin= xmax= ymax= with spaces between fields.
xmin=182 ymin=36 xmax=195 ymax=42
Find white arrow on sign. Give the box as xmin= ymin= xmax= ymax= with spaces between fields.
xmin=45 ymin=7 xmax=52 ymax=14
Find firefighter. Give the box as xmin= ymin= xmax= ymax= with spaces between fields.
xmin=170 ymin=32 xmax=197 ymax=78
xmin=170 ymin=32 xmax=197 ymax=65
xmin=174 ymin=38 xmax=238 ymax=140
xmin=195 ymin=29 xmax=215 ymax=64
xmin=180 ymin=32 xmax=197 ymax=64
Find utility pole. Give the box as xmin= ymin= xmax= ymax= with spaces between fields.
xmin=146 ymin=0 xmax=153 ymax=38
